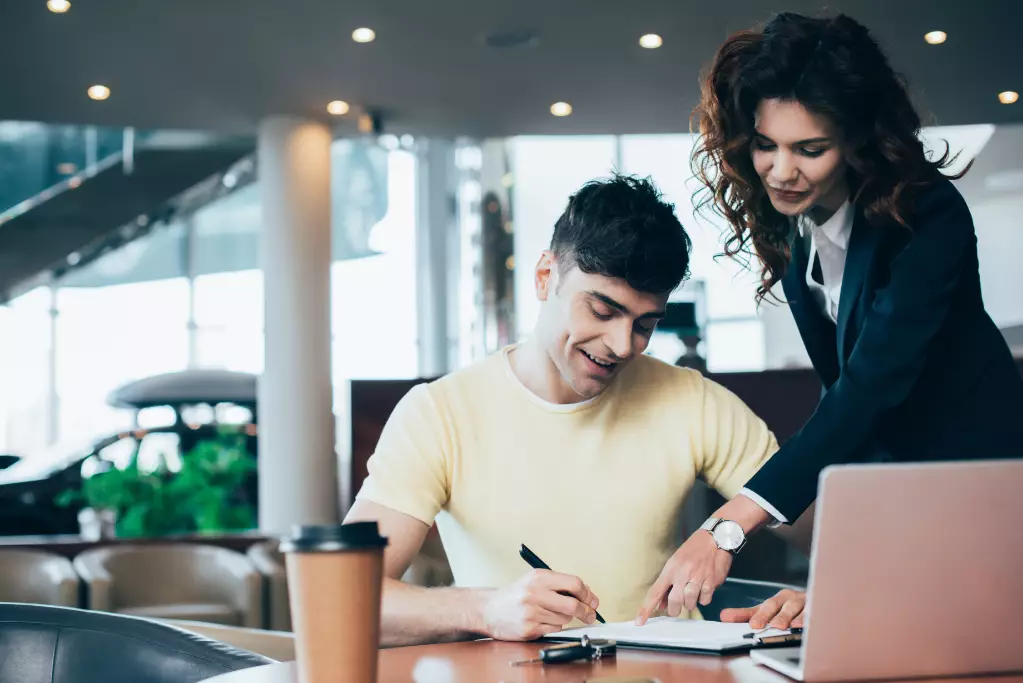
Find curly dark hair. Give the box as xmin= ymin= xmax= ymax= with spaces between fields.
xmin=691 ymin=12 xmax=966 ymax=302
xmin=551 ymin=173 xmax=692 ymax=294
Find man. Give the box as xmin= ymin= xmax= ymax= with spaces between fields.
xmin=346 ymin=174 xmax=782 ymax=646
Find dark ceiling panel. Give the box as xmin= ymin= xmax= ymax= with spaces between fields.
xmin=0 ymin=0 xmax=1019 ymax=136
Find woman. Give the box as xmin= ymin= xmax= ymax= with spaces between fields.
xmin=637 ymin=12 xmax=1023 ymax=630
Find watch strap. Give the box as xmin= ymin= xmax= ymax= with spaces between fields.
xmin=700 ymin=517 xmax=720 ymax=533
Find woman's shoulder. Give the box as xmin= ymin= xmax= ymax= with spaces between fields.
xmin=857 ymin=176 xmax=972 ymax=240
xmin=907 ymin=176 xmax=971 ymax=227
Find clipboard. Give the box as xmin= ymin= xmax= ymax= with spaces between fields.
xmin=542 ymin=617 xmax=802 ymax=656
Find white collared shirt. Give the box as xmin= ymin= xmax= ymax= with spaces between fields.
xmin=738 ymin=201 xmax=855 ymax=526
xmin=799 ymin=200 xmax=855 ymax=324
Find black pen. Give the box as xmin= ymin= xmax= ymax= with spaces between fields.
xmin=519 ymin=544 xmax=606 ymax=624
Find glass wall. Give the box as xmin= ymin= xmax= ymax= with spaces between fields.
xmin=0 ymin=287 xmax=54 ymax=456
xmin=55 ymin=277 xmax=191 ymax=441
xmin=619 ymin=134 xmax=764 ymax=372
xmin=0 ymin=121 xmax=137 ymax=216
xmin=4 ymin=123 xmax=1020 ymax=458
xmin=0 ymin=139 xmax=419 ymax=460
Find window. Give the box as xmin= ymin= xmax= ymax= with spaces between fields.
xmin=193 ymin=270 xmax=265 ymax=374
xmin=2 ymin=135 xmax=419 ymax=461
xmin=510 ymin=136 xmax=618 ymax=339
xmin=0 ymin=287 xmax=53 ymax=456
xmin=508 ymin=134 xmax=766 ymax=372
xmin=620 ymin=134 xmax=763 ymax=372
xmin=330 ymin=147 xmax=418 ymax=380
xmin=55 ymin=277 xmax=190 ymax=444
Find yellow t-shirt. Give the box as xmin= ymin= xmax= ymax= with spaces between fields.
xmin=357 ymin=346 xmax=778 ymax=622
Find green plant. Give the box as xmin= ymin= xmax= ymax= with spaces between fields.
xmin=57 ymin=429 xmax=256 ymax=537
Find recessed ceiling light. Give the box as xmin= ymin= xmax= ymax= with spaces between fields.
xmin=639 ymin=34 xmax=663 ymax=49
xmin=924 ymin=31 xmax=947 ymax=45
xmin=88 ymin=85 xmax=111 ymax=101
xmin=550 ymin=102 xmax=573 ymax=117
xmin=47 ymin=0 xmax=70 ymax=13
xmin=57 ymin=162 xmax=77 ymax=175
xmin=327 ymin=100 xmax=350 ymax=115
xmin=999 ymin=91 xmax=1019 ymax=104
xmin=352 ymin=28 xmax=376 ymax=43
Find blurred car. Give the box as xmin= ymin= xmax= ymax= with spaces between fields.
xmin=0 ymin=369 xmax=258 ymax=536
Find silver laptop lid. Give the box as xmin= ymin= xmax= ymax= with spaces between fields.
xmin=800 ymin=460 xmax=1023 ymax=682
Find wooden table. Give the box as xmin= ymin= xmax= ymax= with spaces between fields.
xmin=203 ymin=640 xmax=1023 ymax=683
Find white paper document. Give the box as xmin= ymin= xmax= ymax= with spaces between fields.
xmin=544 ymin=617 xmax=789 ymax=653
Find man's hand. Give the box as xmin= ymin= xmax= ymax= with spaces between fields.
xmin=720 ymin=589 xmax=806 ymax=629
xmin=479 ymin=569 xmax=600 ymax=641
xmin=635 ymin=529 xmax=732 ymax=624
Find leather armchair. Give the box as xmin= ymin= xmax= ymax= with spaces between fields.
xmin=245 ymin=540 xmax=291 ymax=631
xmin=74 ymin=544 xmax=263 ymax=628
xmin=0 ymin=602 xmax=271 ymax=683
xmin=0 ymin=549 xmax=79 ymax=607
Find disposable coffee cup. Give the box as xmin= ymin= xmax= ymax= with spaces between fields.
xmin=281 ymin=522 xmax=388 ymax=683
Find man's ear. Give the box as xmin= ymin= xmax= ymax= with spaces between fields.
xmin=535 ymin=251 xmax=555 ymax=302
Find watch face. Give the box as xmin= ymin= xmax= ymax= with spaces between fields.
xmin=713 ymin=520 xmax=745 ymax=551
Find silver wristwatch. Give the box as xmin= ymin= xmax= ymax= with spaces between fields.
xmin=700 ymin=517 xmax=747 ymax=555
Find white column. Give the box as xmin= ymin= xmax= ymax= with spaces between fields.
xmin=257 ymin=117 xmax=339 ymax=533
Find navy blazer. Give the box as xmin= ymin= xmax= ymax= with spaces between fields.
xmin=744 ymin=178 xmax=1023 ymax=521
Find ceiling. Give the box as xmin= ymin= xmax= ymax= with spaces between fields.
xmin=0 ymin=0 xmax=1020 ymax=137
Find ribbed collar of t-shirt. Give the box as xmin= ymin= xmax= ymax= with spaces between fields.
xmin=500 ymin=344 xmax=606 ymax=414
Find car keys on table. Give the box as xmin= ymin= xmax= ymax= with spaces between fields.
xmin=512 ymin=635 xmax=617 ymax=666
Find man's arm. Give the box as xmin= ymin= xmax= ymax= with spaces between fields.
xmin=346 ymin=500 xmax=601 ymax=647
xmin=352 ymin=383 xmax=600 ymax=645
xmin=638 ymin=377 xmax=785 ymax=623
xmin=345 ymin=500 xmax=485 ymax=646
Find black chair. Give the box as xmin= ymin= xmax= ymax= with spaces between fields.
xmin=0 ymin=602 xmax=273 ymax=683
xmin=702 ymin=578 xmax=801 ymax=621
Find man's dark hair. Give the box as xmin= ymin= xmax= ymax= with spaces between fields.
xmin=550 ymin=174 xmax=691 ymax=294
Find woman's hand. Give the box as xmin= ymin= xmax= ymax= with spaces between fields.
xmin=635 ymin=529 xmax=733 ymax=624
xmin=635 ymin=495 xmax=776 ymax=625
xmin=720 ymin=589 xmax=806 ymax=630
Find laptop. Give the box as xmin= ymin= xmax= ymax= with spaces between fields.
xmin=751 ymin=460 xmax=1023 ymax=682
